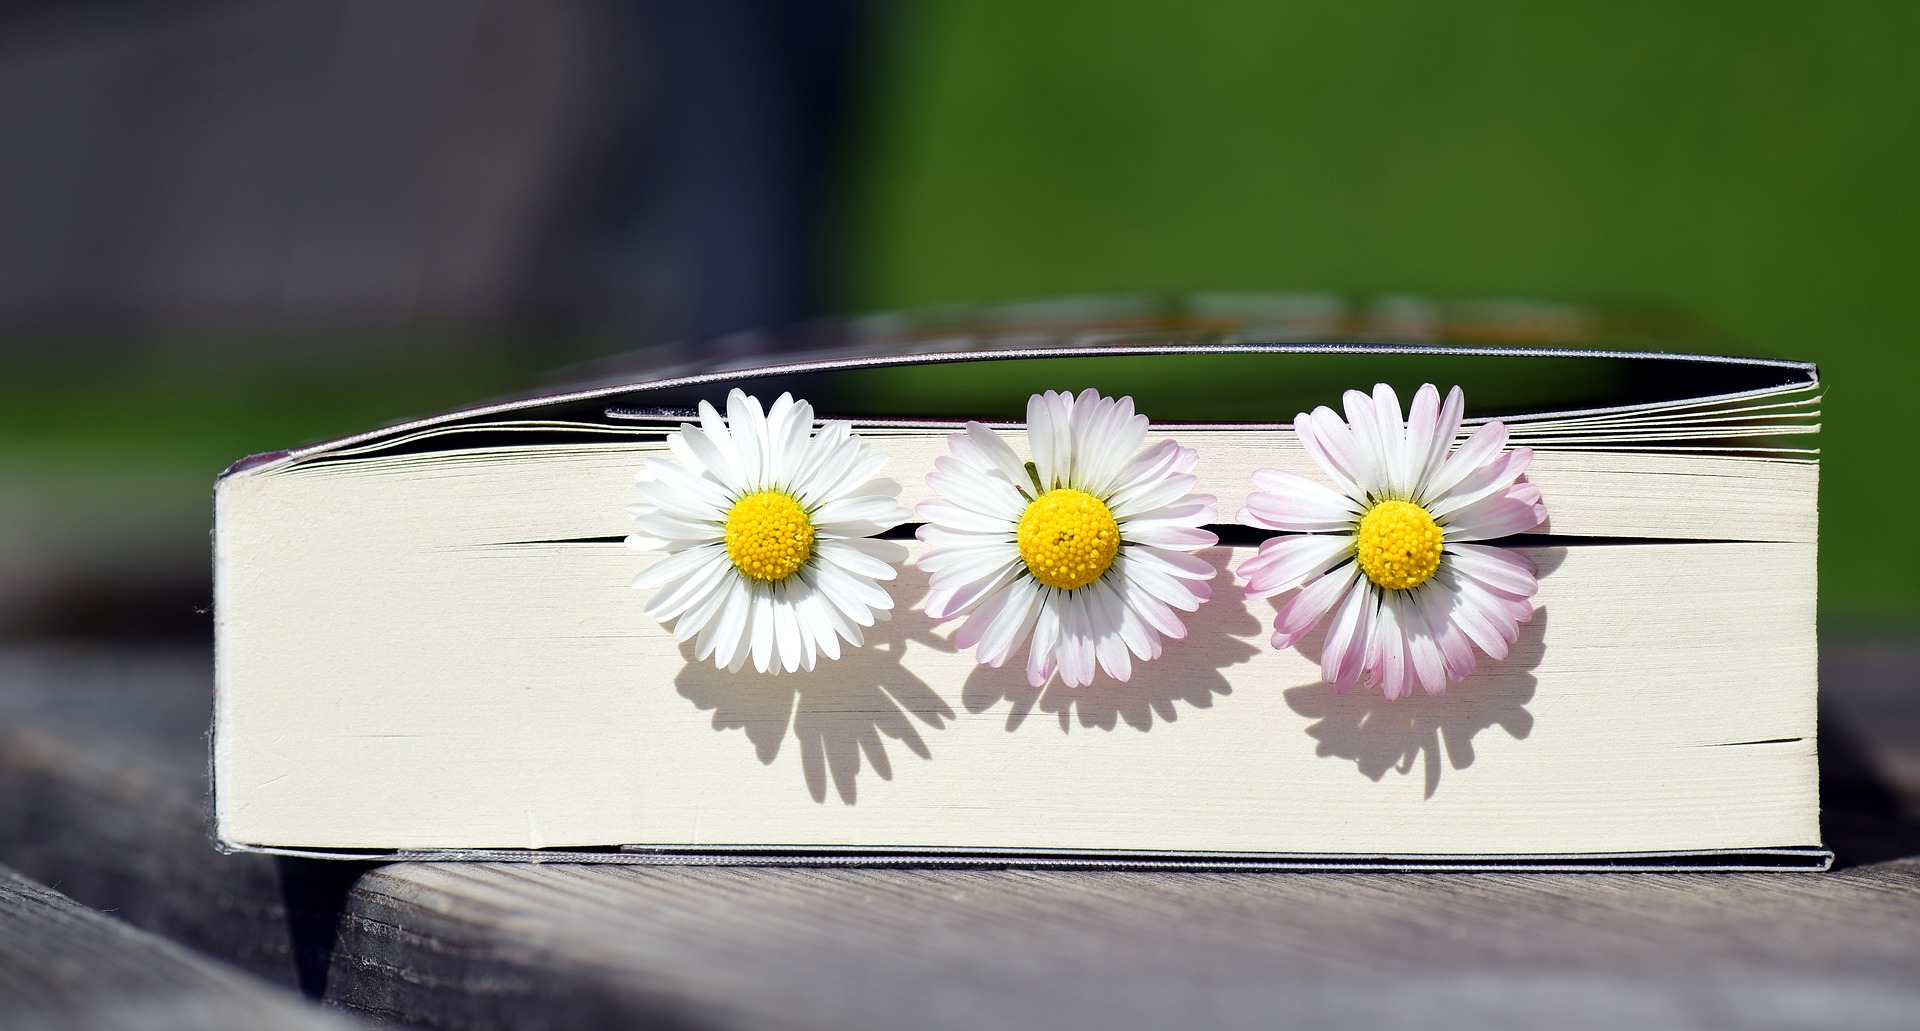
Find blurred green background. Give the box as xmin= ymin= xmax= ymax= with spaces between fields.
xmin=840 ymin=1 xmax=1919 ymax=628
xmin=0 ymin=1 xmax=1913 ymax=634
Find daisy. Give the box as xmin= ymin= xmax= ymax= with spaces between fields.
xmin=1238 ymin=384 xmax=1547 ymax=699
xmin=627 ymin=389 xmax=910 ymax=674
xmin=916 ymin=389 xmax=1218 ymax=688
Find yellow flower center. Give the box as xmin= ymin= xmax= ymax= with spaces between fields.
xmin=724 ymin=490 xmax=814 ymax=583
xmin=1016 ymin=488 xmax=1121 ymax=591
xmin=1355 ymin=499 xmax=1444 ymax=591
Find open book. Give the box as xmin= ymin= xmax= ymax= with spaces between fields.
xmin=213 ymin=299 xmax=1825 ymax=869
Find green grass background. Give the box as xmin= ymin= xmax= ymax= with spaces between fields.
xmin=839 ymin=1 xmax=1920 ymax=628
xmin=1 ymin=3 xmax=1912 ymax=631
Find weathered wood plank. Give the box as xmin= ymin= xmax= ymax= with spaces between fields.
xmin=1822 ymin=640 xmax=1920 ymax=813
xmin=322 ymin=858 xmax=1920 ymax=1031
xmin=0 ymin=650 xmax=343 ymax=992
xmin=1 ymin=645 xmax=1918 ymax=1029
xmin=0 ymin=863 xmax=352 ymax=1031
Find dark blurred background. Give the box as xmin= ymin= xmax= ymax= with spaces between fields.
xmin=0 ymin=0 xmax=1914 ymax=640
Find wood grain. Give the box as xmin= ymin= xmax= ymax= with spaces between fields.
xmin=0 ymin=863 xmax=350 ymax=1030
xmin=2 ymin=645 xmax=1918 ymax=1029
xmin=336 ymin=860 xmax=1920 ymax=1030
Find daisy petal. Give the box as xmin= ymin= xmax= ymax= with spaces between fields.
xmin=1295 ymin=407 xmax=1367 ymax=498
xmin=1442 ymin=490 xmax=1547 ymax=541
xmin=771 ymin=586 xmax=803 ymax=674
xmin=818 ymin=450 xmax=891 ymax=506
xmin=1422 ymin=419 xmax=1509 ymax=501
xmin=748 ymin=588 xmax=775 ymax=673
xmin=1355 ymin=589 xmax=1384 ymax=692
xmin=1058 ymin=590 xmax=1099 ymax=688
xmin=1272 ymin=563 xmax=1359 ymax=649
xmin=1122 ymin=520 xmax=1218 ymax=550
xmin=770 ymin=395 xmax=814 ymax=476
xmin=1249 ymin=467 xmax=1362 ymax=517
xmin=694 ymin=399 xmax=748 ymax=491
xmin=1112 ymin=554 xmax=1205 ymax=613
xmin=1104 ymin=440 xmax=1193 ymax=517
xmin=633 ymin=543 xmax=727 ymax=592
xmin=1425 ymin=448 xmax=1532 ymax=520
xmin=815 ymin=538 xmax=899 ymax=583
xmin=1085 ymin=580 xmax=1134 ymax=682
xmin=1342 ymin=389 xmax=1393 ymax=495
xmin=1375 ymin=594 xmax=1411 ymax=701
xmin=826 ymin=535 xmax=909 ymax=571
xmin=1403 ymin=593 xmax=1448 ymax=696
xmin=1240 ymin=534 xmax=1353 ymax=599
xmin=634 ymin=460 xmax=733 ymax=519
xmin=916 ymin=538 xmax=1018 ymax=582
xmin=1026 ymin=599 xmax=1062 ymax=687
xmin=725 ymin=390 xmax=768 ymax=488
xmin=1423 ymin=586 xmax=1479 ymax=683
xmin=665 ymin=421 xmax=727 ymax=485
xmin=1129 ymin=545 xmax=1216 ymax=583
xmin=916 ymin=499 xmax=1017 ymax=534
xmin=801 ymin=574 xmax=868 ymax=649
xmin=1111 ymin=586 xmax=1158 ymax=661
xmin=1413 ymin=386 xmax=1466 ymax=497
xmin=1072 ymin=391 xmax=1148 ymax=496
xmin=789 ymin=420 xmax=850 ymax=496
xmin=955 ymin=423 xmax=1029 ymax=485
xmin=1403 ymin=384 xmax=1440 ymax=498
xmin=1437 ymin=570 xmax=1516 ymax=661
xmin=793 ymin=433 xmax=862 ymax=508
xmin=808 ymin=559 xmax=892 ymax=622
xmin=1121 ymin=585 xmax=1186 ymax=640
xmin=1242 ymin=470 xmax=1362 ymax=532
xmin=628 ymin=510 xmax=722 ymax=548
xmin=979 ymin=579 xmax=1046 ymax=669
xmin=797 ymin=587 xmax=841 ymax=663
xmin=643 ymin=558 xmax=732 ymax=625
xmin=1028 ymin=390 xmax=1072 ymax=490
xmin=927 ymin=457 xmax=1028 ymax=518
xmin=1371 ymin=383 xmax=1412 ymax=497
xmin=697 ymin=579 xmax=752 ymax=667
xmin=812 ymin=494 xmax=910 ymax=532
xmin=1120 ymin=498 xmax=1214 ymax=543
xmin=1445 ymin=544 xmax=1538 ymax=596
xmin=1320 ymin=580 xmax=1373 ymax=689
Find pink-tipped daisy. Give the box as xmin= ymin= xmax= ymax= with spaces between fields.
xmin=915 ymin=389 xmax=1218 ymax=688
xmin=1238 ymin=383 xmax=1547 ymax=699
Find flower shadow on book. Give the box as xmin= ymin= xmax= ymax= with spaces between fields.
xmin=674 ymin=580 xmax=957 ymax=805
xmin=960 ymin=550 xmax=1263 ymax=733
xmin=1282 ymin=547 xmax=1563 ymax=799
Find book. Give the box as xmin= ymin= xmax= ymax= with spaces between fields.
xmin=212 ymin=297 xmax=1826 ymax=870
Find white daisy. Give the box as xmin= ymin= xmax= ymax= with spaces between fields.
xmin=627 ymin=389 xmax=910 ymax=674
xmin=1237 ymin=383 xmax=1547 ymax=699
xmin=915 ymin=389 xmax=1218 ymax=688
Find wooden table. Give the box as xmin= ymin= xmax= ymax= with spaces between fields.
xmin=0 ymin=862 xmax=347 ymax=1030
xmin=1 ymin=644 xmax=1917 ymax=1029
